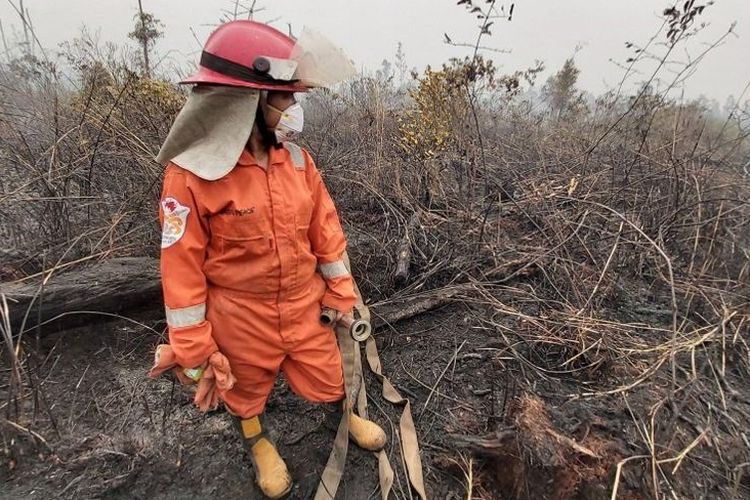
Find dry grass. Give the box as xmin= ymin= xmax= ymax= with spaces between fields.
xmin=0 ymin=15 xmax=749 ymax=499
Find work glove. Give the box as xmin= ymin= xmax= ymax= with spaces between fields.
xmin=148 ymin=344 xmax=237 ymax=412
xmin=148 ymin=344 xmax=197 ymax=383
xmin=193 ymin=351 xmax=236 ymax=411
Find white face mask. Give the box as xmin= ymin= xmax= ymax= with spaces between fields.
xmin=272 ymin=102 xmax=304 ymax=143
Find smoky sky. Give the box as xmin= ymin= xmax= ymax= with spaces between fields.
xmin=1 ymin=0 xmax=748 ymax=105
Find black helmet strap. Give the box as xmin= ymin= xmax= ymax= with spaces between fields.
xmin=200 ymin=51 xmax=299 ymax=86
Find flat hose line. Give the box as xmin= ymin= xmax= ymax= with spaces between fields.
xmin=314 ymin=253 xmax=427 ymax=500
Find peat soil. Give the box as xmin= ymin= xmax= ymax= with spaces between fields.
xmin=0 ymin=305 xmax=496 ymax=499
xmin=2 ymin=301 xmax=748 ymax=499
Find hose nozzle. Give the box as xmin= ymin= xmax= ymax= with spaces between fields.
xmin=320 ymin=307 xmax=338 ymax=327
xmin=320 ymin=307 xmax=372 ymax=341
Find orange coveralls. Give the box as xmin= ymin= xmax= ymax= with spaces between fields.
xmin=158 ymin=144 xmax=357 ymax=417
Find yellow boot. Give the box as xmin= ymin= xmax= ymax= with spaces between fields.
xmin=239 ymin=416 xmax=292 ymax=499
xmin=348 ymin=412 xmax=387 ymax=451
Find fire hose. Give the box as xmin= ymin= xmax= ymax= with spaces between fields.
xmin=320 ymin=307 xmax=372 ymax=341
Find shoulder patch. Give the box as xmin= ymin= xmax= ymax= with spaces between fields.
xmin=161 ymin=197 xmax=191 ymax=249
xmin=283 ymin=142 xmax=305 ymax=171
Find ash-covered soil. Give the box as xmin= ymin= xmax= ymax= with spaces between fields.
xmin=3 ymin=302 xmax=749 ymax=499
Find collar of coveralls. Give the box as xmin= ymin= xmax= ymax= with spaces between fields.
xmin=236 ymin=144 xmax=288 ymax=168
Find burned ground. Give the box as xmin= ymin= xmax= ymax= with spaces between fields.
xmin=2 ymin=5 xmax=750 ymax=497
xmin=2 ymin=265 xmax=749 ymax=499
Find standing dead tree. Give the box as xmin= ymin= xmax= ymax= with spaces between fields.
xmin=129 ymin=0 xmax=163 ymax=78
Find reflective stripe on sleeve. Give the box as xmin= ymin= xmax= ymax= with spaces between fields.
xmin=165 ymin=303 xmax=206 ymax=328
xmin=318 ymin=260 xmax=350 ymax=279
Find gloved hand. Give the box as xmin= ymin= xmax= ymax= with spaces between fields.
xmin=193 ymin=351 xmax=237 ymax=412
xmin=148 ymin=344 xmax=197 ymax=384
xmin=148 ymin=344 xmax=236 ymax=412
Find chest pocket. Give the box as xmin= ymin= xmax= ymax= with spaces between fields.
xmin=209 ymin=215 xmax=273 ymax=261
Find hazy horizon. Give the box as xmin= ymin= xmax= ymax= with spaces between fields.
xmin=0 ymin=0 xmax=748 ymax=105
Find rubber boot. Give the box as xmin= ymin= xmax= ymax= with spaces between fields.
xmin=237 ymin=415 xmax=292 ymax=499
xmin=347 ymin=410 xmax=387 ymax=452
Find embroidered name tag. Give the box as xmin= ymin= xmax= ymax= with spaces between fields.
xmin=219 ymin=207 xmax=256 ymax=216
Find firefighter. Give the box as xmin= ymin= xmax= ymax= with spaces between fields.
xmin=152 ymin=20 xmax=386 ymax=499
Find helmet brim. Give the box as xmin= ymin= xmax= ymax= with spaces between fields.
xmin=180 ymin=66 xmax=311 ymax=92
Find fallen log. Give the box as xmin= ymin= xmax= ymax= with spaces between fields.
xmin=1 ymin=260 xmax=463 ymax=336
xmin=373 ymin=255 xmax=540 ymax=329
xmin=0 ymin=253 xmax=538 ymax=335
xmin=1 ymin=257 xmax=161 ymax=333
xmin=370 ymin=288 xmax=463 ymax=329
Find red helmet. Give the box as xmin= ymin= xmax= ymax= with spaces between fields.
xmin=182 ymin=20 xmax=309 ymax=92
